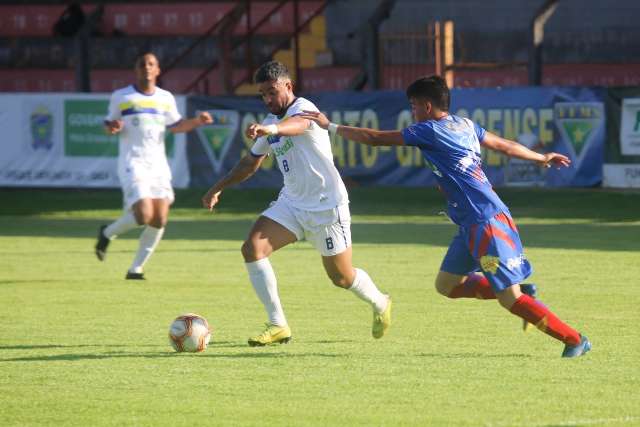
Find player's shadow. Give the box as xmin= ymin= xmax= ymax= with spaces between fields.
xmin=415 ymin=352 xmax=533 ymax=359
xmin=0 ymin=340 xmax=341 ymax=362
xmin=0 ymin=344 xmax=159 ymax=350
xmin=0 ymin=350 xmax=340 ymax=362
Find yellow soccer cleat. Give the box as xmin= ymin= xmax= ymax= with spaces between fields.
xmin=372 ymin=296 xmax=392 ymax=339
xmin=248 ymin=323 xmax=292 ymax=347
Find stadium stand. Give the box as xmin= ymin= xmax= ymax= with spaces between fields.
xmin=1 ymin=0 xmax=639 ymax=94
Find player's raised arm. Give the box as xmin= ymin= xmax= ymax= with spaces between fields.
xmin=299 ymin=110 xmax=404 ymax=146
xmin=481 ymin=131 xmax=571 ymax=169
xmin=201 ymin=152 xmax=266 ymax=211
xmin=245 ymin=116 xmax=311 ymax=139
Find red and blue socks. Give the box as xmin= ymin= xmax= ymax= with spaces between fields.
xmin=510 ymin=294 xmax=581 ymax=345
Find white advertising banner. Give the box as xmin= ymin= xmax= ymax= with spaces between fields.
xmin=0 ymin=93 xmax=189 ymax=188
xmin=603 ymin=164 xmax=640 ymax=188
xmin=620 ymin=98 xmax=640 ymax=156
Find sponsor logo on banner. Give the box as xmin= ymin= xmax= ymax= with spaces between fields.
xmin=620 ymin=98 xmax=640 ymax=156
xmin=195 ymin=110 xmax=239 ymax=174
xmin=603 ymin=164 xmax=640 ymax=188
xmin=553 ymin=102 xmax=604 ymax=168
xmin=64 ymin=100 xmax=175 ymax=158
xmin=30 ymin=106 xmax=54 ymax=150
xmin=64 ymin=99 xmax=118 ymax=157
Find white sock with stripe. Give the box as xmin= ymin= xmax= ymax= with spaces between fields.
xmin=349 ymin=268 xmax=388 ymax=313
xmin=129 ymin=226 xmax=164 ymax=273
xmin=104 ymin=210 xmax=139 ymax=239
xmin=245 ymin=258 xmax=287 ymax=327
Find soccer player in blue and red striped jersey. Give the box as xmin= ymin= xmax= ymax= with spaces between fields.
xmin=300 ymin=75 xmax=591 ymax=358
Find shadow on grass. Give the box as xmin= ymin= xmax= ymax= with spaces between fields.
xmin=1 ymin=349 xmax=535 ymax=362
xmin=416 ymin=352 xmax=533 ymax=359
xmin=0 ymin=217 xmax=638 ymax=252
xmin=0 ymin=350 xmax=341 ymax=362
xmin=2 ymin=188 xmax=640 ymax=223
xmin=0 ymin=344 xmax=162 ymax=350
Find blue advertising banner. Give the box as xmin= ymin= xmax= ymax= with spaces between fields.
xmin=187 ymin=87 xmax=605 ymax=188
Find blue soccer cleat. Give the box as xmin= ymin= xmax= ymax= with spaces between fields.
xmin=520 ymin=283 xmax=538 ymax=332
xmin=562 ymin=334 xmax=592 ymax=358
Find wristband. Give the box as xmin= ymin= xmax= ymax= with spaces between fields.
xmin=265 ymin=124 xmax=278 ymax=135
xmin=328 ymin=122 xmax=339 ymax=135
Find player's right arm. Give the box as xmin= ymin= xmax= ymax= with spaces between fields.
xmin=201 ymin=152 xmax=266 ymax=211
xmin=299 ymin=111 xmax=405 ymax=146
xmin=104 ymin=91 xmax=124 ymax=135
xmin=104 ymin=120 xmax=124 ymax=135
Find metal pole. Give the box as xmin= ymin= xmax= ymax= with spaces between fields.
xmin=434 ymin=21 xmax=442 ymax=77
xmin=529 ymin=0 xmax=559 ymax=86
xmin=74 ymin=5 xmax=103 ymax=92
xmin=293 ymin=0 xmax=301 ymax=91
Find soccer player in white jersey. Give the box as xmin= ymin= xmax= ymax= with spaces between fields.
xmin=201 ymin=61 xmax=392 ymax=346
xmin=95 ymin=52 xmax=212 ymax=280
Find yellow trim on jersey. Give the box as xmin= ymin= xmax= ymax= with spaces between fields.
xmin=118 ymin=100 xmax=172 ymax=112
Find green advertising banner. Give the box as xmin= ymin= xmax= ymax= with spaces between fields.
xmin=64 ymin=99 xmax=119 ymax=157
xmin=64 ymin=99 xmax=175 ymax=158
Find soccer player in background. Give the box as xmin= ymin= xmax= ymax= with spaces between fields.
xmin=300 ymin=75 xmax=591 ymax=358
xmin=201 ymin=61 xmax=391 ymax=346
xmin=95 ymin=52 xmax=213 ymax=280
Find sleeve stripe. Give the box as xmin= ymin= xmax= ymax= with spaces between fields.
xmin=249 ymin=150 xmax=266 ymax=158
xmin=167 ymin=119 xmax=182 ymax=128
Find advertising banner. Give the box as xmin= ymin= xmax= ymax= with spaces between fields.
xmin=620 ymin=98 xmax=640 ymax=156
xmin=603 ymin=163 xmax=640 ymax=188
xmin=0 ymin=93 xmax=189 ymax=188
xmin=187 ymin=86 xmax=606 ymax=188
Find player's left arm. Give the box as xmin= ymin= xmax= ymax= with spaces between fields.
xmin=482 ymin=131 xmax=571 ymax=168
xmin=168 ymin=111 xmax=213 ymax=134
xmin=245 ymin=116 xmax=311 ymax=139
xmin=298 ymin=110 xmax=405 ymax=146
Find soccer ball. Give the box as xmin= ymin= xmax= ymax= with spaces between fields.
xmin=168 ymin=313 xmax=211 ymax=353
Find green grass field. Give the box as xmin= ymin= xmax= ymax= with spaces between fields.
xmin=1 ymin=187 xmax=639 ymax=427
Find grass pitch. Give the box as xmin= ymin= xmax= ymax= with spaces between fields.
xmin=1 ymin=187 xmax=639 ymax=426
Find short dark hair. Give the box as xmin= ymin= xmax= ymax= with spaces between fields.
xmin=135 ymin=51 xmax=159 ymax=67
xmin=254 ymin=61 xmax=290 ymax=84
xmin=406 ymin=75 xmax=450 ymax=111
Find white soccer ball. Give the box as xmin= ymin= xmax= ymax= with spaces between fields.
xmin=168 ymin=313 xmax=211 ymax=353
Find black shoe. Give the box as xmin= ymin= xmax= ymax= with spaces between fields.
xmin=520 ymin=283 xmax=537 ymax=298
xmin=125 ymin=271 xmax=145 ymax=280
xmin=95 ymin=225 xmax=110 ymax=261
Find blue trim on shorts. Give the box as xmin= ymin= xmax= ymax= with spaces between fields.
xmin=336 ymin=205 xmax=348 ymax=247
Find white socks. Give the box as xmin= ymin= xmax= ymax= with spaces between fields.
xmin=349 ymin=268 xmax=388 ymax=313
xmin=129 ymin=226 xmax=165 ymax=273
xmin=104 ymin=211 xmax=139 ymax=239
xmin=245 ymin=258 xmax=287 ymax=327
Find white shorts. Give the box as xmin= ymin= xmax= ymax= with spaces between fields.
xmin=262 ymin=198 xmax=352 ymax=256
xmin=121 ymin=175 xmax=174 ymax=210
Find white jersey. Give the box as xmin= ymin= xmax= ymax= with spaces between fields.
xmin=105 ymin=85 xmax=182 ymax=181
xmin=250 ymin=97 xmax=348 ymax=211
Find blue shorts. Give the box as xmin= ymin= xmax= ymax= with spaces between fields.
xmin=440 ymin=211 xmax=532 ymax=292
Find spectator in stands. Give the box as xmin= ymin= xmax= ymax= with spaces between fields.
xmin=53 ymin=3 xmax=85 ymax=37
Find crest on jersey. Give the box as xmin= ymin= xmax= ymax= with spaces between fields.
xmin=554 ymin=102 xmax=604 ymax=168
xmin=30 ymin=106 xmax=54 ymax=150
xmin=480 ymin=256 xmax=500 ymax=275
xmin=195 ymin=110 xmax=239 ymax=174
